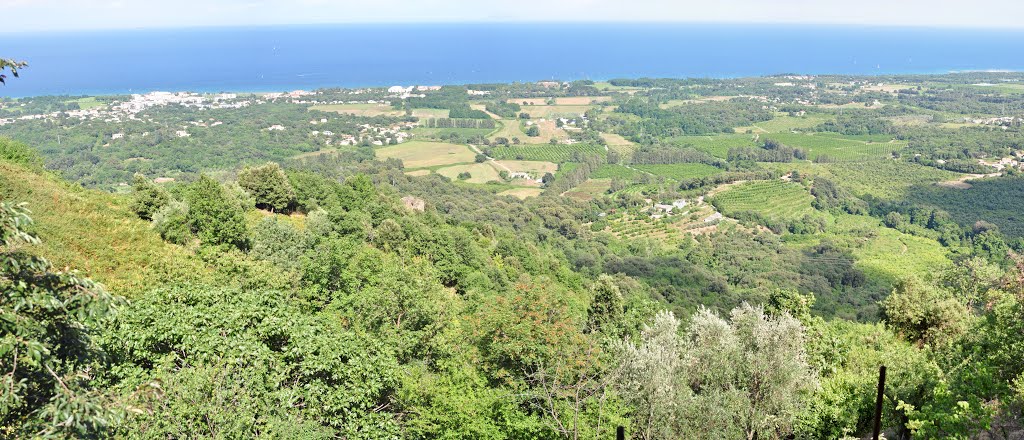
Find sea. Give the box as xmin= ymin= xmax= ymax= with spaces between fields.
xmin=3 ymin=23 xmax=1024 ymax=98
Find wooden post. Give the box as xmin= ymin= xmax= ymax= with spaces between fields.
xmin=872 ymin=365 xmax=887 ymax=440
xmin=616 ymin=426 xmax=625 ymax=440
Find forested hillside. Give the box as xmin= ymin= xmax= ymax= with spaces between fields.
xmin=4 ymin=72 xmax=1024 ymax=438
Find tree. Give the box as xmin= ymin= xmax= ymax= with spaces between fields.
xmin=617 ymin=304 xmax=816 ymax=440
xmin=237 ymin=162 xmax=295 ymax=212
xmin=457 ymin=172 xmax=471 ymax=180
xmin=474 ymin=153 xmax=487 ymax=163
xmin=185 ymin=175 xmax=249 ymax=248
xmin=0 ymin=58 xmax=27 ymax=85
xmin=130 ymin=173 xmax=169 ymax=220
xmin=526 ymin=125 xmax=541 ymax=137
xmin=0 ymin=202 xmax=121 ymax=438
xmin=587 ymin=274 xmax=623 ymax=332
xmin=542 ymin=173 xmax=555 ymax=186
xmin=881 ymin=278 xmax=970 ymax=347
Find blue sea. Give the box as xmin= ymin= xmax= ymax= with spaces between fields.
xmin=3 ymin=23 xmax=1024 ymax=97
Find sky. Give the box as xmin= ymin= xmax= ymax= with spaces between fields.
xmin=2 ymin=0 xmax=1024 ymax=32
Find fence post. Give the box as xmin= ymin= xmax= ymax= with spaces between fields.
xmin=872 ymin=365 xmax=887 ymax=440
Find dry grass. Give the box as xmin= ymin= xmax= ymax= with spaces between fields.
xmin=496 ymin=160 xmax=558 ymax=176
xmin=435 ymin=162 xmax=503 ymax=184
xmin=375 ymin=141 xmax=476 ymax=168
xmin=310 ymin=103 xmax=404 ymax=117
xmin=404 ymin=169 xmax=432 ymax=177
xmin=498 ymin=188 xmax=543 ymax=199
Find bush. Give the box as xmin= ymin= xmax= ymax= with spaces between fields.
xmin=153 ymin=200 xmax=192 ymax=245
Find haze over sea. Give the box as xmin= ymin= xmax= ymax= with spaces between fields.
xmin=3 ymin=23 xmax=1024 ymax=97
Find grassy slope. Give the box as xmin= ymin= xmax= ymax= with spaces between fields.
xmin=0 ymin=160 xmax=213 ymax=296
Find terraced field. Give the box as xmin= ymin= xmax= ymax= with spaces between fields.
xmin=711 ymin=180 xmax=815 ymax=221
xmin=488 ymin=144 xmax=606 ymax=162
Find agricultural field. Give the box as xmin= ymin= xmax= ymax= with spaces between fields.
xmin=488 ymin=143 xmax=606 ymax=162
xmin=737 ymin=113 xmax=832 ymax=133
xmin=68 ymin=96 xmax=105 ymax=110
xmin=765 ymin=132 xmax=906 ymax=161
xmin=821 ymin=215 xmax=951 ymax=283
xmin=310 ymin=103 xmax=404 ymax=117
xmin=668 ymin=134 xmax=758 ymax=158
xmin=497 ymin=188 xmax=543 ymax=199
xmin=404 ymin=169 xmax=431 ymax=177
xmin=711 ymin=180 xmax=816 ymax=221
xmin=631 ymin=163 xmax=723 ymax=180
xmin=435 ymin=162 xmax=503 ymax=184
xmin=412 ymin=126 xmax=494 ymax=140
xmin=489 ymin=119 xmax=567 ymax=144
xmin=563 ymin=178 xmax=612 ymax=200
xmin=519 ymin=104 xmax=593 ymax=119
xmin=495 ymin=160 xmax=558 ymax=176
xmin=375 ymin=141 xmax=476 ymax=168
xmin=591 ymin=164 xmax=641 ymax=179
xmin=762 ymin=160 xmax=961 ymax=200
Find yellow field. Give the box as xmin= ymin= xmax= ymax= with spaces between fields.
xmin=411 ymin=108 xmax=450 ymax=119
xmin=376 ymin=141 xmax=476 ymax=168
xmin=557 ymin=96 xmax=611 ymax=105
xmin=563 ymin=178 xmax=612 ymax=200
xmin=496 ymin=160 xmax=558 ymax=175
xmin=520 ymin=105 xmax=592 ymax=118
xmin=498 ymin=188 xmax=543 ymax=199
xmin=310 ymin=103 xmax=403 ymax=117
xmin=436 ymin=162 xmax=503 ymax=184
xmin=404 ymin=169 xmax=432 ymax=177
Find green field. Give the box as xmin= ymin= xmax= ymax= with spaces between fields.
xmin=740 ymin=113 xmax=832 ymax=133
xmin=563 ymin=178 xmax=612 ymax=200
xmin=488 ymin=144 xmax=606 ymax=162
xmin=591 ymin=164 xmax=641 ymax=179
xmin=765 ymin=133 xmax=906 ymax=161
xmin=762 ymin=160 xmax=961 ymax=200
xmin=712 ymin=180 xmax=816 ymax=221
xmin=375 ymin=141 xmax=476 ymax=168
xmin=632 ymin=163 xmax=723 ymax=180
xmin=68 ymin=96 xmax=105 ymax=110
xmin=667 ymin=134 xmax=758 ymax=158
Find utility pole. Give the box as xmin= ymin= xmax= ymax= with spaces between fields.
xmin=872 ymin=365 xmax=887 ymax=440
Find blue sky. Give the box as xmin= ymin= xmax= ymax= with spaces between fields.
xmin=2 ymin=0 xmax=1023 ymax=32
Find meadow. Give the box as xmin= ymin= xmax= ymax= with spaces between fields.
xmin=436 ymin=162 xmax=503 ymax=184
xmin=375 ymin=141 xmax=476 ymax=168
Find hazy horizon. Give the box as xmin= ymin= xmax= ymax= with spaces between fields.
xmin=2 ymin=0 xmax=1024 ymax=32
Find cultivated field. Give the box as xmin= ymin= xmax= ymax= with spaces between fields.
xmin=711 ymin=180 xmax=815 ymax=221
xmin=488 ymin=144 xmax=606 ymax=162
xmin=669 ymin=134 xmax=758 ymax=158
xmin=310 ymin=103 xmax=404 ymax=117
xmin=496 ymin=160 xmax=558 ymax=176
xmin=632 ymin=163 xmax=724 ymax=180
xmin=435 ymin=162 xmax=502 ymax=184
xmin=375 ymin=141 xmax=476 ymax=168
xmin=498 ymin=188 xmax=543 ymax=199
xmin=563 ymin=178 xmax=612 ymax=200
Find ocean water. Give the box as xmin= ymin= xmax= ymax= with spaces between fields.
xmin=2 ymin=23 xmax=1024 ymax=97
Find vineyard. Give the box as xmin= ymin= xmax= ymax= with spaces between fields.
xmin=765 ymin=133 xmax=906 ymax=162
xmin=631 ymin=163 xmax=723 ymax=180
xmin=667 ymin=134 xmax=758 ymax=158
xmin=488 ymin=143 xmax=606 ymax=162
xmin=710 ymin=180 xmax=816 ymax=221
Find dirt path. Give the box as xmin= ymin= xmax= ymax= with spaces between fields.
xmin=468 ymin=144 xmax=513 ymax=173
